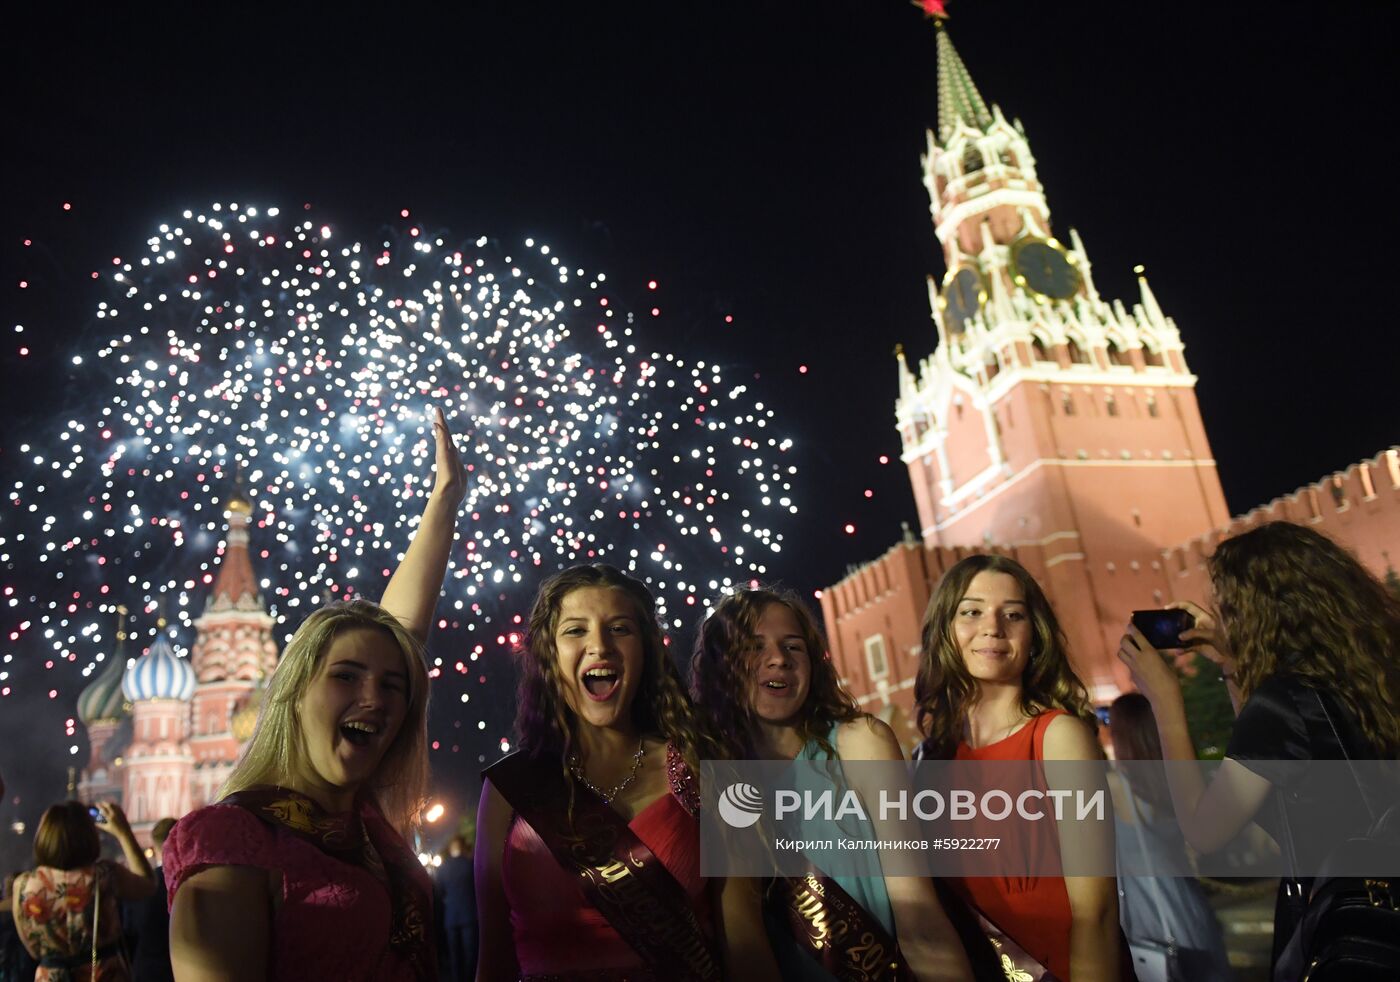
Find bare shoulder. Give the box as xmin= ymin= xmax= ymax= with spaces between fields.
xmin=1041 ymin=712 xmax=1104 ymax=761
xmin=835 ymin=715 xmax=906 ymax=762
xmin=174 ymin=863 xmax=268 ymax=901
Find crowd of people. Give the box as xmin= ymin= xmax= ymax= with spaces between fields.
xmin=2 ymin=409 xmax=1396 ymax=981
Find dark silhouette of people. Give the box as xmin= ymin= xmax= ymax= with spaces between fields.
xmin=125 ymin=816 xmax=177 ymax=982
xmin=437 ymin=834 xmax=477 ymax=980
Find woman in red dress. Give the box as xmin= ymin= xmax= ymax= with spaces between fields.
xmin=474 ymin=564 xmax=779 ymax=981
xmin=915 ymin=554 xmax=1121 ymax=981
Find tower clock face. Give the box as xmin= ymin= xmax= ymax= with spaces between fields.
xmin=942 ymin=266 xmax=985 ymax=335
xmin=1012 ymin=239 xmax=1081 ymax=300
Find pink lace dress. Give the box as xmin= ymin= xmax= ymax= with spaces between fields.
xmin=13 ymin=861 xmax=128 ymax=982
xmin=164 ymin=797 xmax=432 ymax=981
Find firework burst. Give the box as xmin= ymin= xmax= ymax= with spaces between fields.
xmin=1 ymin=203 xmax=796 ymax=749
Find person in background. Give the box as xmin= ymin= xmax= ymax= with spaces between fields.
xmin=12 ymin=800 xmax=155 ymax=981
xmin=1109 ymin=693 xmax=1232 ymax=980
xmin=436 ymin=834 xmax=477 ymax=981
xmin=124 ymin=816 xmax=176 ymax=982
xmin=915 ymin=553 xmax=1123 ymax=981
xmin=1117 ymin=521 xmax=1400 ymax=976
xmin=166 ymin=407 xmax=466 ymax=981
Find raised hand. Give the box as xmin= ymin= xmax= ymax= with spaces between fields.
xmin=94 ymin=800 xmax=132 ymax=836
xmin=1117 ymin=624 xmax=1183 ymax=711
xmin=1169 ymin=599 xmax=1236 ymax=679
xmin=429 ymin=406 xmax=467 ymax=508
xmin=380 ymin=406 xmax=468 ymax=642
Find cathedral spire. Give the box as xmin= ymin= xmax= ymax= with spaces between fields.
xmin=208 ymin=475 xmax=259 ymax=611
xmin=935 ymin=25 xmax=993 ymax=143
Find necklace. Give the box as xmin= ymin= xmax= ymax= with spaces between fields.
xmin=568 ymin=739 xmax=647 ymax=804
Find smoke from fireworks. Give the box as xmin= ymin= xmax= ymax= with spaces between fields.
xmin=1 ymin=203 xmax=796 ymax=755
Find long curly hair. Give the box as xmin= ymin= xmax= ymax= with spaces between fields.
xmin=513 ymin=564 xmax=707 ymax=783
xmin=690 ymin=586 xmax=861 ymax=761
xmin=1210 ymin=521 xmax=1400 ymax=756
xmin=915 ymin=554 xmax=1095 ymax=759
xmin=221 ymin=599 xmax=430 ymax=839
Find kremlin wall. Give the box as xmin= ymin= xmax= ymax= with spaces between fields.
xmin=819 ymin=27 xmax=1400 ymax=745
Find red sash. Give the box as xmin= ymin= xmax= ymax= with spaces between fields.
xmin=486 ymin=749 xmax=721 ymax=982
xmin=221 ymin=786 xmax=434 ymax=982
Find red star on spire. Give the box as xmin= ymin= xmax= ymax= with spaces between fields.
xmin=915 ymin=0 xmax=950 ymax=19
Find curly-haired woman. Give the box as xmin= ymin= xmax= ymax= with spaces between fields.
xmin=914 ymin=554 xmax=1121 ymax=981
xmin=474 ymin=564 xmax=775 ymax=982
xmin=691 ymin=586 xmax=972 ymax=982
xmin=1117 ymin=521 xmax=1400 ymax=975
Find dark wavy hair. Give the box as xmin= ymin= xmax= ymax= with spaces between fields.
xmin=915 ymin=554 xmax=1095 ymax=759
xmin=1210 ymin=522 xmax=1400 ymax=757
xmin=690 ymin=586 xmax=861 ymax=761
xmin=514 ymin=564 xmax=707 ymax=782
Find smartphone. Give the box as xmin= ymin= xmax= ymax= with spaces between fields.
xmin=88 ymin=806 xmax=104 ymax=822
xmin=1130 ymin=608 xmax=1194 ymax=649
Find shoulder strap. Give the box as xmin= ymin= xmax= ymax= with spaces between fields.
xmin=1312 ymin=689 xmax=1380 ymax=825
xmin=487 ymin=753 xmax=721 ymax=982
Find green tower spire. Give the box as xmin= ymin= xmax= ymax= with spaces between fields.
xmin=936 ymin=26 xmax=993 ymax=144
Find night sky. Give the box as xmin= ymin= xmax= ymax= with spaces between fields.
xmin=3 ymin=2 xmax=1397 ymax=844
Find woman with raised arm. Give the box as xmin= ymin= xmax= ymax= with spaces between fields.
xmin=474 ymin=564 xmax=774 ymax=982
xmin=165 ymin=407 xmax=466 ymax=982
xmin=12 ymin=800 xmax=155 ymax=981
xmin=915 ymin=554 xmax=1122 ymax=981
xmin=690 ymin=585 xmax=974 ymax=982
xmin=1117 ymin=521 xmax=1400 ymax=977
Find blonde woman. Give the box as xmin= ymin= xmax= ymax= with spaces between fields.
xmin=166 ymin=408 xmax=465 ymax=982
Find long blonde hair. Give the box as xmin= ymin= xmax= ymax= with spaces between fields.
xmin=1210 ymin=521 xmax=1400 ymax=756
xmin=915 ymin=554 xmax=1095 ymax=759
xmin=221 ymin=599 xmax=431 ymax=838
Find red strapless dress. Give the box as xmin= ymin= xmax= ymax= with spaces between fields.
xmin=503 ymin=772 xmax=712 ymax=978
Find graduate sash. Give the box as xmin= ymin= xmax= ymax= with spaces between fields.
xmin=772 ymin=870 xmax=915 ymax=982
xmin=486 ymin=750 xmax=721 ymax=982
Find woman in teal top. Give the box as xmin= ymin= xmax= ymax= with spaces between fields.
xmin=691 ymin=586 xmax=972 ymax=982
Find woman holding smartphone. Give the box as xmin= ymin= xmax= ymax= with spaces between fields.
xmin=12 ymin=800 xmax=154 ymax=981
xmin=1117 ymin=521 xmax=1400 ymax=975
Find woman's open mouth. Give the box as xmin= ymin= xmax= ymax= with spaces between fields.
xmin=340 ymin=720 xmax=381 ymax=748
xmin=581 ymin=666 xmax=621 ymax=702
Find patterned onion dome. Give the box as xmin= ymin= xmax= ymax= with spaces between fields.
xmin=76 ymin=647 xmax=131 ymax=725
xmin=122 ymin=631 xmax=196 ymax=702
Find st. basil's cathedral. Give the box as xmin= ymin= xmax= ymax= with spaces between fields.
xmin=73 ymin=489 xmax=278 ymax=845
